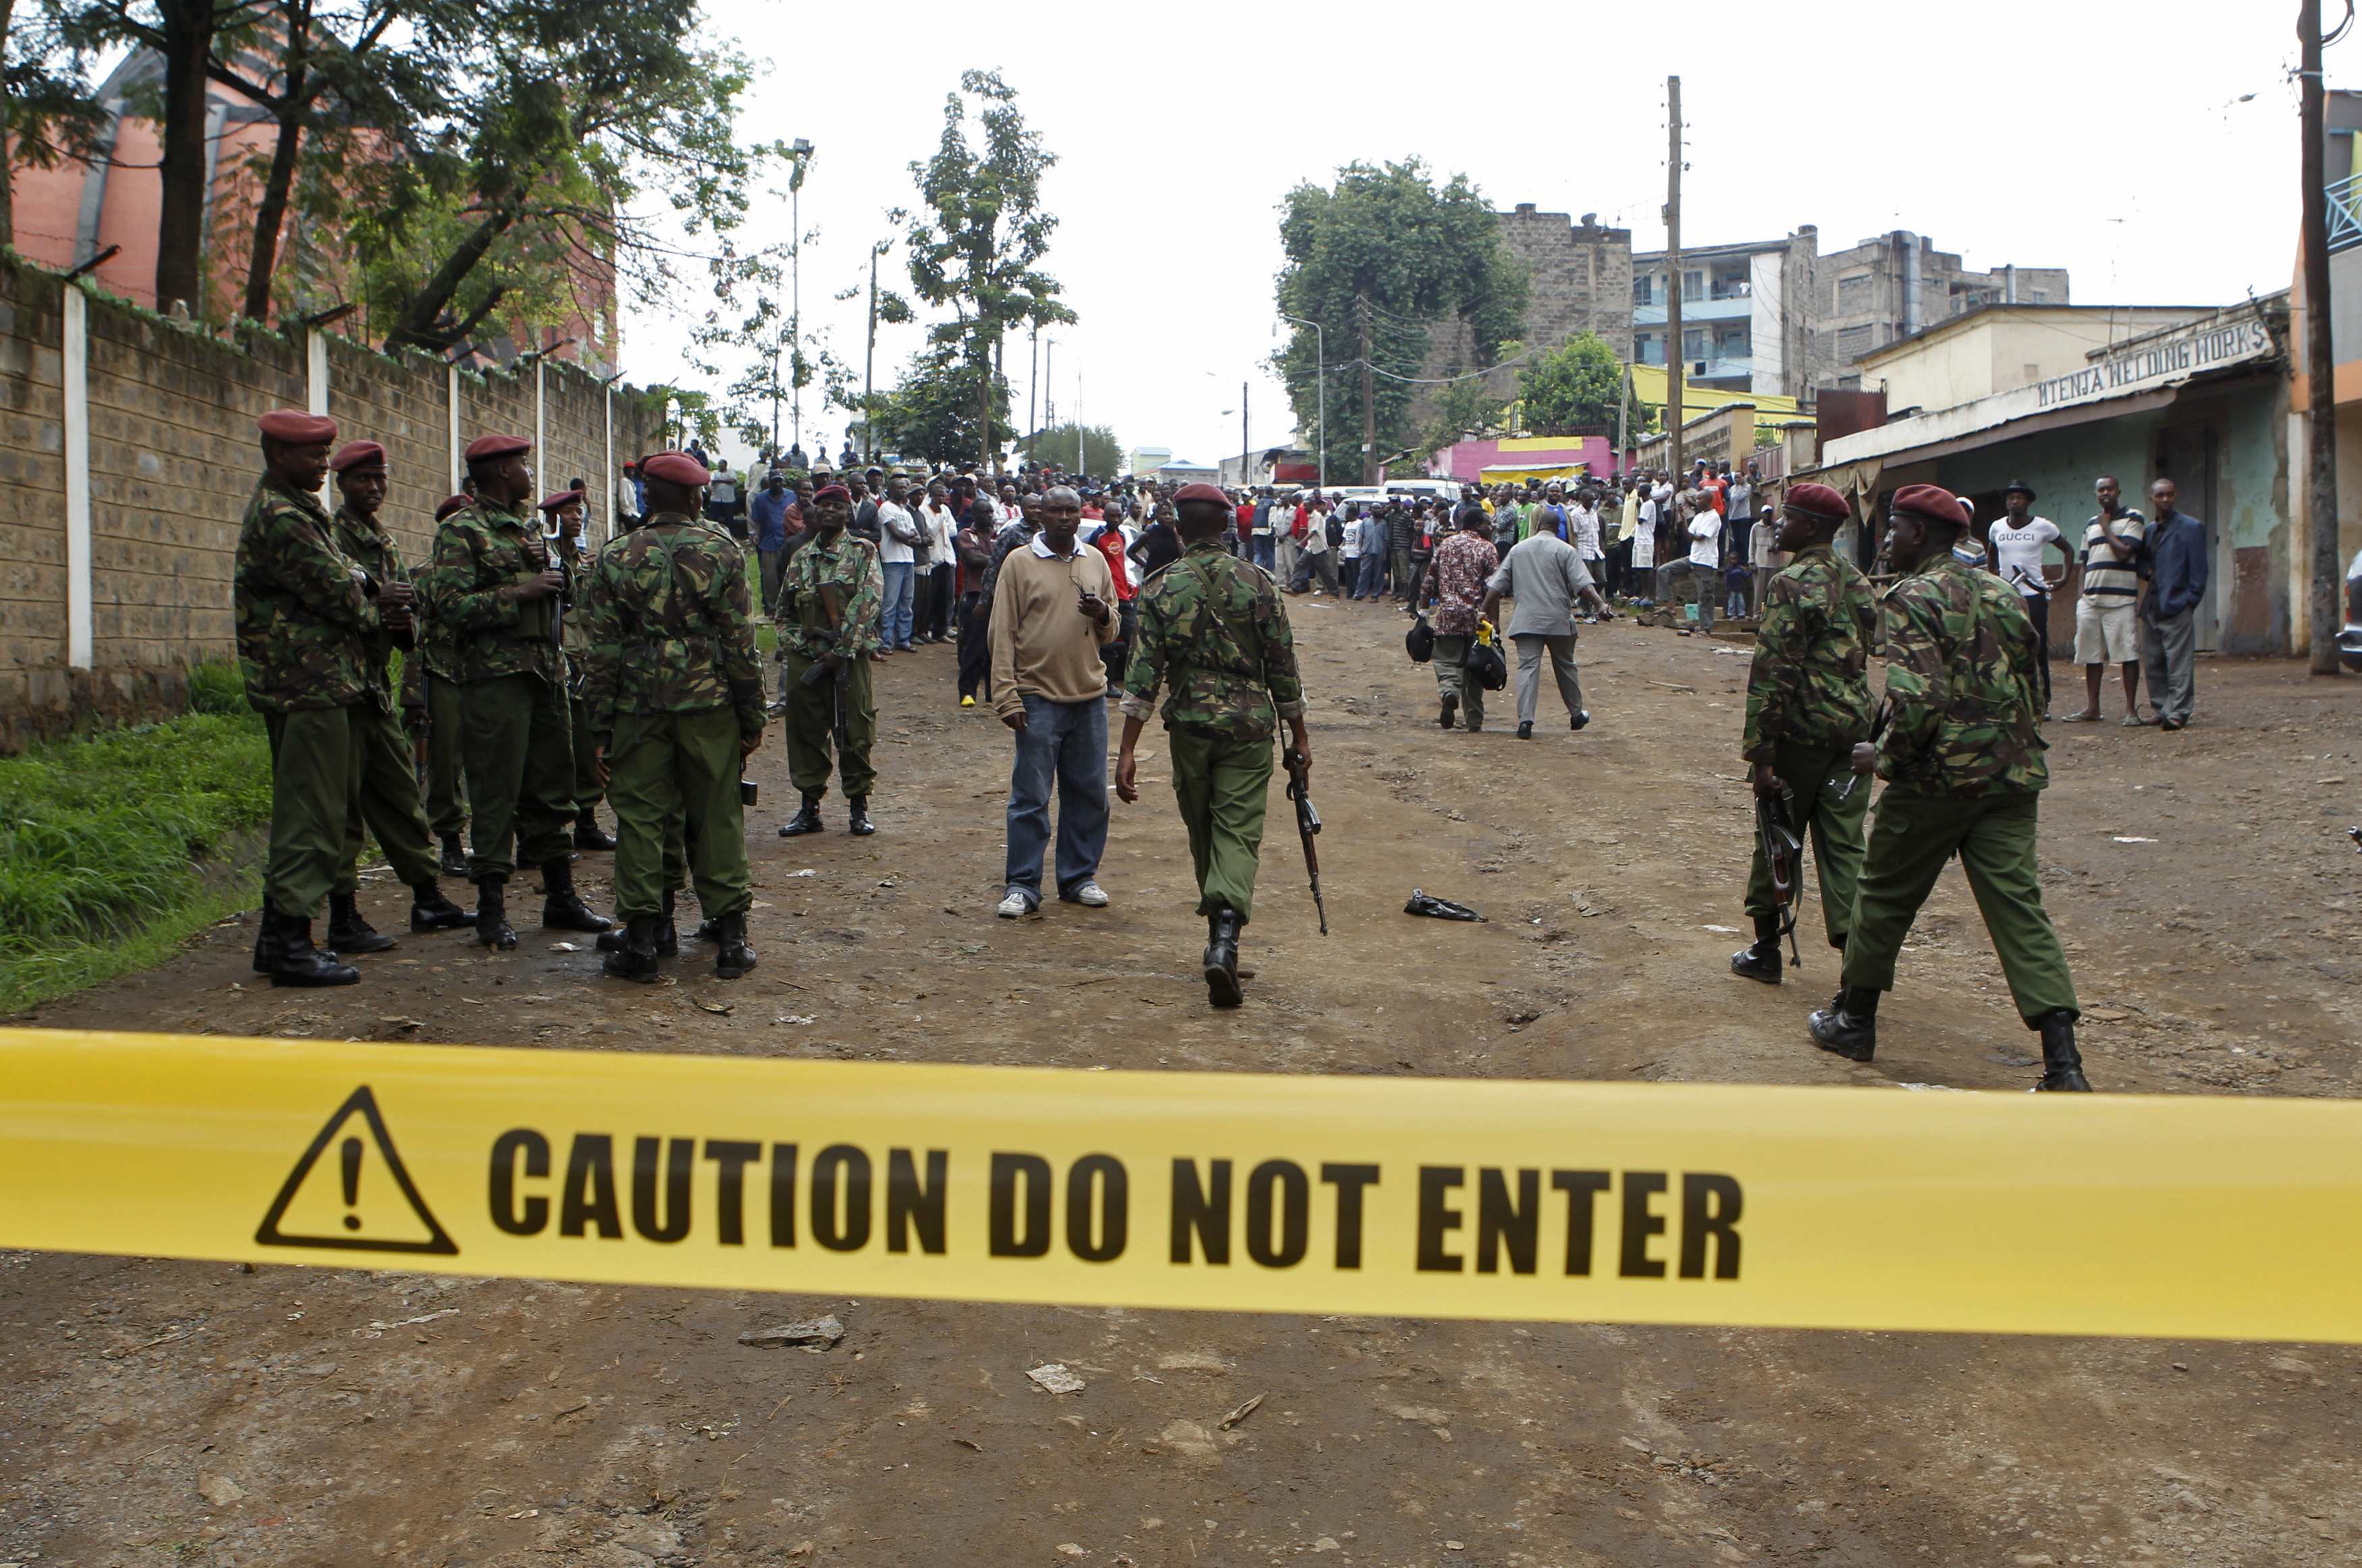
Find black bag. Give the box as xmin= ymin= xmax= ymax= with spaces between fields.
xmin=1466 ymin=636 xmax=1508 ymax=692
xmin=1405 ymin=615 xmax=1435 ymax=663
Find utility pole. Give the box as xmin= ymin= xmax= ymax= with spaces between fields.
xmin=1043 ymin=337 xmax=1055 ymax=441
xmin=1664 ymin=75 xmax=1686 ymax=486
xmin=788 ymin=138 xmax=813 ymax=456
xmin=862 ymin=241 xmax=881 ymax=459
xmin=1076 ymin=374 xmax=1087 ymax=474
xmin=1280 ymin=312 xmax=1326 ymax=492
xmin=1241 ymin=380 xmax=1251 ymax=488
xmin=1356 ymin=293 xmax=1377 ymax=485
xmin=2301 ymin=0 xmax=2344 ymax=673
xmin=1028 ymin=324 xmax=1040 ymax=463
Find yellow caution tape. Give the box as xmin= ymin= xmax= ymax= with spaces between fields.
xmin=1 ymin=1027 xmax=2357 ymax=1343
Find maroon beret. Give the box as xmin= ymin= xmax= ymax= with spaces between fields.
xmin=463 ymin=432 xmax=532 ymax=463
xmin=1783 ymin=482 xmax=1849 ymax=522
xmin=639 ymin=451 xmax=711 ymax=487
xmin=536 ymin=488 xmax=586 ymax=512
xmin=329 ymin=439 xmax=385 ymax=473
xmin=257 ymin=409 xmax=336 ymax=445
xmin=434 ymin=493 xmax=472 ymax=523
xmin=1891 ymin=483 xmax=1965 ymax=524
xmin=812 ymin=483 xmax=850 ymax=503
xmin=1172 ymin=482 xmax=1230 ymax=509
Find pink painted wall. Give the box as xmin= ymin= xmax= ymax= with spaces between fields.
xmin=1427 ymin=435 xmax=1616 ymax=481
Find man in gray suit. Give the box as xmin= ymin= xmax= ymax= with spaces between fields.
xmin=1481 ymin=523 xmax=1615 ymax=739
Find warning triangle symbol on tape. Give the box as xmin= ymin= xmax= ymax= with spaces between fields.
xmin=254 ymin=1085 xmax=458 ymax=1256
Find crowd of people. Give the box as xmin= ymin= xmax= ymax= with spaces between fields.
xmin=227 ymin=406 xmax=2214 ymax=1077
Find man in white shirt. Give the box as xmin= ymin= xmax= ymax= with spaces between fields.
xmin=1632 ymin=482 xmax=1659 ymax=603
xmin=1568 ymin=488 xmax=1605 ymax=613
xmin=1983 ymin=480 xmax=2063 ymax=712
xmin=917 ymin=485 xmax=960 ymax=644
xmin=1300 ymin=497 xmax=1337 ymax=594
xmin=874 ymin=478 xmax=921 ymax=652
xmin=1679 ymin=491 xmax=1722 ymax=633
xmin=1748 ymin=511 xmax=1782 ymax=612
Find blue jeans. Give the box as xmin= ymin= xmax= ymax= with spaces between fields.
xmin=1003 ymin=692 xmax=1108 ymax=904
xmin=880 ymin=561 xmax=914 ymax=648
xmin=1251 ymin=535 xmax=1275 ymax=571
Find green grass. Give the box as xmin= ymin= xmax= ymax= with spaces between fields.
xmin=0 ymin=666 xmax=273 ymax=1013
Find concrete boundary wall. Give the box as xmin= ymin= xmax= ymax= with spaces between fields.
xmin=0 ymin=257 xmax=654 ymax=751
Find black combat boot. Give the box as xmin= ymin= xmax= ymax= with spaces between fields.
xmin=1730 ymin=913 xmax=1784 ymax=985
xmin=327 ymin=891 xmax=397 ymax=955
xmin=409 ymin=879 xmax=475 ymax=933
xmin=1807 ymin=985 xmax=1879 ymax=1062
xmin=2033 ymin=1010 xmax=2092 ymax=1092
xmin=600 ymin=912 xmax=662 ymax=983
xmin=1203 ymin=907 xmax=1244 ymax=1009
xmin=658 ymin=888 xmax=680 ymax=956
xmin=847 ymin=795 xmax=876 ymax=836
xmin=252 ymin=912 xmax=283 ymax=974
xmin=714 ymin=910 xmax=758 ymax=979
xmin=777 ymin=790 xmax=825 ymax=837
xmin=474 ymin=876 xmax=518 ymax=950
xmin=572 ymin=807 xmax=616 ymax=851
xmin=437 ymin=831 xmax=470 ymax=879
xmin=267 ymin=909 xmax=360 ymax=988
xmin=539 ymin=856 xmax=614 ymax=933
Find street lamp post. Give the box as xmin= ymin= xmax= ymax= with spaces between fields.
xmin=1278 ymin=312 xmax=1325 ymax=493
xmin=788 ymin=138 xmax=813 ymax=458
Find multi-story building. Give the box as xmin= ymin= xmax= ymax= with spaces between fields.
xmin=1409 ymin=205 xmax=1633 ymax=432
xmin=1629 ymin=226 xmax=2070 ymax=398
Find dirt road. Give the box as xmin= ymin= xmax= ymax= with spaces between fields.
xmin=5 ymin=599 xmax=2360 ymax=1567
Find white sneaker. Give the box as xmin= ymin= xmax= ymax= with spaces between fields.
xmin=995 ymin=891 xmax=1035 ymax=918
xmin=1066 ymin=881 xmax=1110 ymax=907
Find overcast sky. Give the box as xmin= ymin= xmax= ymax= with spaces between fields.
xmin=621 ymin=0 xmax=2309 ymax=474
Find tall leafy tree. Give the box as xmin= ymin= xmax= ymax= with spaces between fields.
xmin=1025 ymin=421 xmax=1120 ymax=476
xmin=872 ymin=339 xmax=1008 ymax=466
xmin=1514 ymin=331 xmax=1625 ymax=437
xmin=2 ymin=0 xmax=107 ymax=250
xmin=904 ymin=69 xmax=1071 ymax=468
xmin=364 ymin=0 xmax=780 ymax=354
xmin=1274 ymin=159 xmax=1527 ymax=483
xmin=1418 ymin=378 xmax=1506 ymax=456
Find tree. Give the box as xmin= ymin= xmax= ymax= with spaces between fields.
xmin=1274 ymin=159 xmax=1527 ymax=484
xmin=905 ymin=69 xmax=1072 ymax=469
xmin=1514 ymin=332 xmax=1624 ymax=437
xmin=872 ymin=339 xmax=1008 ymax=466
xmin=1418 ymin=378 xmax=1506 ymax=456
xmin=1026 ymin=421 xmax=1120 ymax=477
xmin=2 ymin=0 xmax=107 ymax=250
xmin=364 ymin=0 xmax=780 ymax=354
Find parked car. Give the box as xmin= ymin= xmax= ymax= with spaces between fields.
xmin=2340 ymin=545 xmax=2362 ymax=672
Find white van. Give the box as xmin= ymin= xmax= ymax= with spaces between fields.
xmin=1385 ymin=478 xmax=1466 ymax=509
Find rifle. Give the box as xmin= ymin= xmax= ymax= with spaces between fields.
xmin=796 ymin=579 xmax=855 ymax=753
xmin=1282 ymin=748 xmax=1327 ymax=935
xmin=1755 ymin=784 xmax=1804 ymax=970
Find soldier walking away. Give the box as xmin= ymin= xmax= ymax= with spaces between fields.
xmin=1807 ymin=484 xmax=2089 ymax=1092
xmin=417 ymin=492 xmax=474 ymax=876
xmin=233 ymin=410 xmax=381 ymax=986
xmin=421 ymin=432 xmax=613 ymax=949
xmin=324 ymin=440 xmax=475 ymax=954
xmin=1420 ymin=507 xmax=1501 ymax=733
xmin=1116 ymin=483 xmax=1308 ymax=1007
xmin=775 ymin=484 xmax=885 ymax=836
xmin=582 ymin=451 xmax=767 ymax=982
xmin=543 ymin=488 xmax=617 ymax=850
xmin=1730 ymin=482 xmax=1876 ymax=984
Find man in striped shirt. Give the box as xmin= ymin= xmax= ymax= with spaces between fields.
xmin=2059 ymin=475 xmax=2146 ymax=724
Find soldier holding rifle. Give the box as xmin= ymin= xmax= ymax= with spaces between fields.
xmin=1116 ymin=482 xmax=1310 ymax=1008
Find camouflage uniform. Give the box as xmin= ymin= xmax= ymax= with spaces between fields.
xmin=419 ymin=498 xmax=575 ymax=879
xmin=557 ymin=532 xmax=605 ymax=816
xmin=776 ymin=533 xmax=885 ymax=800
xmin=234 ymin=478 xmax=379 ymax=920
xmin=1843 ymin=555 xmax=2078 ymax=1022
xmin=1740 ymin=543 xmax=1878 ymax=949
xmin=582 ymin=512 xmax=766 ymax=922
xmin=1120 ymin=538 xmax=1306 ymax=922
xmin=329 ymin=505 xmax=443 ymax=893
xmin=410 ymin=586 xmax=468 ymax=842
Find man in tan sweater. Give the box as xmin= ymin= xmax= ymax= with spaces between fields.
xmin=989 ymin=485 xmax=1120 ymax=917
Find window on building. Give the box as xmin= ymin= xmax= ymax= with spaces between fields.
xmin=1633 ymin=273 xmax=1655 ymax=306
xmin=1718 ymin=329 xmax=1747 ymax=358
xmin=1635 ymin=333 xmax=1663 ymax=366
xmin=1836 ymin=273 xmax=1870 ymax=312
xmin=1836 ymin=323 xmax=1875 ymax=361
xmin=1683 ymin=270 xmax=1704 ymax=302
xmin=1683 ymin=329 xmax=1705 ymax=362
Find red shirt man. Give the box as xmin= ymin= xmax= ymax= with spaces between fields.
xmin=1092 ymin=524 xmax=1136 ymax=601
